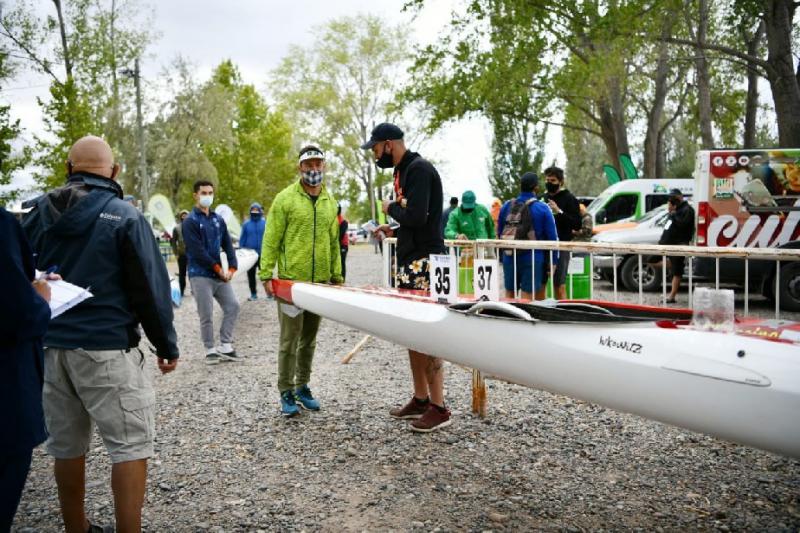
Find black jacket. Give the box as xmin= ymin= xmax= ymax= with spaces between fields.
xmin=659 ymin=201 xmax=695 ymax=245
xmin=22 ymin=173 xmax=179 ymax=360
xmin=543 ymin=188 xmax=581 ymax=242
xmin=387 ymin=151 xmax=446 ymax=265
xmin=0 ymin=208 xmax=49 ymax=454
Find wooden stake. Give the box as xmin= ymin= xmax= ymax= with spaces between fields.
xmin=341 ymin=335 xmax=371 ymax=364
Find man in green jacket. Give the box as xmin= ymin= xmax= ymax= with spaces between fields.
xmin=260 ymin=145 xmax=342 ymax=417
xmin=444 ymin=190 xmax=495 ymax=240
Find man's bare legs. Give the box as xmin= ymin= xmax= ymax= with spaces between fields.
xmin=111 ymin=459 xmax=147 ymax=533
xmin=409 ymin=350 xmax=444 ymax=406
xmin=55 ymin=456 xmax=147 ymax=533
xmin=668 ymin=275 xmax=681 ymax=301
xmin=54 ymin=457 xmax=89 ymax=533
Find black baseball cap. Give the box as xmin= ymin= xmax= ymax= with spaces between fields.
xmin=520 ymin=172 xmax=539 ymax=191
xmin=669 ymin=188 xmax=683 ymax=196
xmin=360 ymin=123 xmax=404 ymax=149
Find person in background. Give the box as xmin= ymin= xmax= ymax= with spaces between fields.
xmin=0 ymin=207 xmax=55 ymax=532
xmin=542 ymin=166 xmax=581 ymax=300
xmin=240 ymin=202 xmax=267 ymax=301
xmin=170 ymin=209 xmax=189 ymax=297
xmin=572 ymin=203 xmax=594 ymax=241
xmin=444 ymin=190 xmax=495 ymax=241
xmin=183 ymin=180 xmax=241 ymax=364
xmin=490 ymin=197 xmax=502 ymax=228
xmin=658 ymin=189 xmax=695 ymax=303
xmin=441 ymin=196 xmax=458 ymax=238
xmin=497 ymin=172 xmax=558 ymax=300
xmin=260 ymin=145 xmax=342 ymax=417
xmin=21 ymin=135 xmax=178 ymax=533
xmin=337 ymin=204 xmax=349 ymax=282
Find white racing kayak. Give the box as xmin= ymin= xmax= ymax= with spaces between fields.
xmin=273 ymin=280 xmax=800 ymax=459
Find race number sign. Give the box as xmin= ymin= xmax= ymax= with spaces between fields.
xmin=473 ymin=259 xmax=500 ymax=301
xmin=429 ymin=254 xmax=457 ymax=303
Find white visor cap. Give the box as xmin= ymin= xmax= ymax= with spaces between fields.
xmin=299 ymin=148 xmax=326 ymax=163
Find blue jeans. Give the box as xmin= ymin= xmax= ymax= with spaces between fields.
xmin=502 ymin=256 xmax=545 ymax=294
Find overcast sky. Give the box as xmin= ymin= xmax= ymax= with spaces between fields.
xmin=4 ymin=0 xmax=565 ymax=205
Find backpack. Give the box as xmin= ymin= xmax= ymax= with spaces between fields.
xmin=500 ymin=198 xmax=537 ymax=256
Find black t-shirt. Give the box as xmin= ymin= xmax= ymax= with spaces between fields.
xmin=543 ymin=188 xmax=581 ymax=242
xmin=387 ymin=151 xmax=446 ymax=266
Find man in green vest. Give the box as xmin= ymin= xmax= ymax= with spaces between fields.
xmin=443 ymin=190 xmax=495 ymax=240
xmin=260 ymin=145 xmax=342 ymax=417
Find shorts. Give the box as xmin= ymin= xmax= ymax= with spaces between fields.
xmin=669 ymin=256 xmax=686 ymax=277
xmin=502 ymin=256 xmax=546 ymax=294
xmin=43 ymin=348 xmax=155 ymax=463
xmin=553 ymin=251 xmax=570 ymax=286
xmin=396 ymin=258 xmax=431 ymax=290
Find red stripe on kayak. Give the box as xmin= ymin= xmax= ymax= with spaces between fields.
xmin=272 ymin=279 xmax=295 ymax=303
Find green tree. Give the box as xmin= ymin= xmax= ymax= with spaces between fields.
xmin=0 ymin=47 xmax=29 ymax=204
xmin=1 ymin=0 xmax=152 ymax=191
xmin=203 ymin=60 xmax=295 ymax=218
xmin=270 ymin=14 xmax=410 ymax=220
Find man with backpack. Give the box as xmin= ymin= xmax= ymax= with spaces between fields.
xmin=497 ymin=171 xmax=558 ymax=300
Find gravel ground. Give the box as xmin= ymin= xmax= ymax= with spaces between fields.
xmin=14 ymin=245 xmax=800 ymax=532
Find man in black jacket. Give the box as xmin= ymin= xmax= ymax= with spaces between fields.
xmin=22 ymin=135 xmax=179 ymax=532
xmin=542 ymin=166 xmax=581 ymax=299
xmin=363 ymin=123 xmax=451 ymax=433
xmin=658 ymin=189 xmax=695 ymax=303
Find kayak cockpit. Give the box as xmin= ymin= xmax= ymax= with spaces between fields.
xmin=449 ymin=299 xmax=691 ymax=323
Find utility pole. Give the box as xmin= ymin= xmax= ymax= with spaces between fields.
xmin=133 ymin=57 xmax=149 ymax=207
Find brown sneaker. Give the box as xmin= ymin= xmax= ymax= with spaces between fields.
xmin=389 ymin=396 xmax=429 ymax=419
xmin=409 ymin=404 xmax=452 ymax=433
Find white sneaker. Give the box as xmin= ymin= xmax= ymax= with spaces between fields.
xmin=216 ymin=343 xmax=242 ymax=362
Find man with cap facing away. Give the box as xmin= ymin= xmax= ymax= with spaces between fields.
xmin=444 ymin=190 xmax=495 ymax=241
xmin=22 ymin=135 xmax=179 ymax=532
xmin=441 ymin=195 xmax=458 ymax=238
xmin=260 ymin=145 xmax=342 ymax=417
xmin=362 ymin=123 xmax=452 ymax=432
xmin=497 ymin=171 xmax=558 ymax=300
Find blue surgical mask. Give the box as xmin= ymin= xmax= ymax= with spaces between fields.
xmin=199 ymin=195 xmax=214 ymax=208
xmin=302 ymin=169 xmax=324 ymax=187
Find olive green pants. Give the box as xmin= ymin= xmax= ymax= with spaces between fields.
xmin=277 ymin=305 xmax=322 ymax=393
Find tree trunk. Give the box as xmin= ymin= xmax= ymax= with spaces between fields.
xmin=52 ymin=0 xmax=72 ymax=80
xmin=609 ymin=76 xmax=630 ymax=158
xmin=762 ymin=0 xmax=800 ymax=147
xmin=597 ymin=101 xmax=621 ymax=176
xmin=692 ymin=0 xmax=714 ymax=148
xmin=644 ymin=21 xmax=673 ymax=180
xmin=743 ymin=21 xmax=765 ymax=149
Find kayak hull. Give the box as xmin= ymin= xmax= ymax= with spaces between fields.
xmin=280 ymin=280 xmax=800 ymax=459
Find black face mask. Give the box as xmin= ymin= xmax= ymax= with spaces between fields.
xmin=375 ymin=145 xmax=394 ymax=169
xmin=461 ymin=207 xmax=474 ymax=213
xmin=545 ymin=182 xmax=560 ymax=194
xmin=669 ymin=197 xmax=680 ymax=206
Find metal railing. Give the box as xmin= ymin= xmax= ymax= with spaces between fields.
xmin=382 ymin=238 xmax=800 ymax=319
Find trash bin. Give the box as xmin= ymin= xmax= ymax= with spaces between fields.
xmin=547 ymin=253 xmax=592 ymax=299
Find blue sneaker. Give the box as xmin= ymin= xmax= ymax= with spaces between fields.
xmin=294 ymin=384 xmax=320 ymax=411
xmin=280 ymin=390 xmax=300 ymax=417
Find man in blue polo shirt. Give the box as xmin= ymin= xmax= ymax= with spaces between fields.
xmin=497 ymin=171 xmax=558 ymax=300
xmin=183 ymin=180 xmax=241 ymax=364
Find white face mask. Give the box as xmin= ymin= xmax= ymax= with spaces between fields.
xmin=199 ymin=195 xmax=214 ymax=208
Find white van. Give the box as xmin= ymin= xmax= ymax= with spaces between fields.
xmin=587 ymin=179 xmax=694 ymax=225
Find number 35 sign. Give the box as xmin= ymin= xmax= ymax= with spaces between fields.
xmin=429 ymin=254 xmax=457 ymax=303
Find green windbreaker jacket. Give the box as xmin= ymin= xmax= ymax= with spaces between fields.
xmin=259 ymin=180 xmax=342 ymax=283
